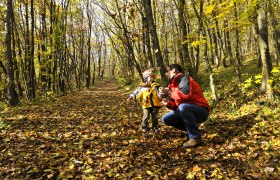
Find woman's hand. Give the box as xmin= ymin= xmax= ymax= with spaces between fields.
xmin=162 ymin=87 xmax=170 ymax=95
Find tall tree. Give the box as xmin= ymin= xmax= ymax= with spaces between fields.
xmin=256 ymin=2 xmax=273 ymax=99
xmin=142 ymin=0 xmax=167 ymax=83
xmin=233 ymin=2 xmax=242 ymax=83
xmin=30 ymin=0 xmax=36 ymax=98
xmin=142 ymin=16 xmax=154 ymax=68
xmin=5 ymin=0 xmax=20 ymax=106
xmin=39 ymin=0 xmax=49 ymax=95
xmin=22 ymin=0 xmax=36 ymax=100
xmin=190 ymin=0 xmax=204 ymax=75
xmin=268 ymin=0 xmax=280 ymax=65
xmin=86 ymin=0 xmax=93 ymax=88
xmin=11 ymin=2 xmax=23 ymax=97
xmin=177 ymin=0 xmax=191 ymax=70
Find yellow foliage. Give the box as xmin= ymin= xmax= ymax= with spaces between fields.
xmin=69 ymin=163 xmax=75 ymax=170
xmin=146 ymin=170 xmax=154 ymax=175
xmin=205 ymin=4 xmax=215 ymax=15
xmin=191 ymin=40 xmax=207 ymax=47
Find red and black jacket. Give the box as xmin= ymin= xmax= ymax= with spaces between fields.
xmin=167 ymin=73 xmax=210 ymax=111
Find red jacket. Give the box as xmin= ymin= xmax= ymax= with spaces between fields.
xmin=168 ymin=73 xmax=210 ymax=111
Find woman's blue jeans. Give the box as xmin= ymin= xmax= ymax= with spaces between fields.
xmin=162 ymin=103 xmax=209 ymax=139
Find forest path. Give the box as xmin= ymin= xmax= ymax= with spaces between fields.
xmin=0 ymin=80 xmax=180 ymax=179
xmin=0 ymin=80 xmax=279 ymax=179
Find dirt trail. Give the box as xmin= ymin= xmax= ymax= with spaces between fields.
xmin=0 ymin=80 xmax=180 ymax=179
xmin=1 ymin=80 xmax=279 ymax=179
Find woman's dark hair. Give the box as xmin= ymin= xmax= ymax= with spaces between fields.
xmin=168 ymin=64 xmax=183 ymax=73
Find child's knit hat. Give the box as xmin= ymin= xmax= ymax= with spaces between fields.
xmin=143 ymin=68 xmax=155 ymax=78
xmin=142 ymin=70 xmax=150 ymax=80
xmin=142 ymin=69 xmax=155 ymax=83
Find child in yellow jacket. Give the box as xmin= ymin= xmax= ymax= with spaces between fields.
xmin=127 ymin=69 xmax=162 ymax=132
xmin=135 ymin=70 xmax=161 ymax=133
xmin=136 ymin=82 xmax=160 ymax=132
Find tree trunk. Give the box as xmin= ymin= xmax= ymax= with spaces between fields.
xmin=233 ymin=2 xmax=242 ymax=83
xmin=268 ymin=1 xmax=280 ymax=65
xmin=30 ymin=0 xmax=36 ymax=99
xmin=11 ymin=6 xmax=23 ymax=97
xmin=224 ymin=20 xmax=234 ymax=65
xmin=190 ymin=0 xmax=205 ymax=77
xmin=23 ymin=0 xmax=36 ymax=100
xmin=5 ymin=0 xmax=20 ymax=106
xmin=142 ymin=0 xmax=167 ymax=83
xmin=178 ymin=0 xmax=193 ymax=75
xmin=142 ymin=16 xmax=154 ymax=68
xmin=210 ymin=0 xmax=226 ymax=68
xmin=78 ymin=28 xmax=85 ymax=90
xmin=86 ymin=0 xmax=92 ymax=88
xmin=92 ymin=61 xmax=95 ymax=85
xmin=40 ymin=0 xmax=48 ymax=95
xmin=48 ymin=0 xmax=55 ymax=91
xmin=97 ymin=41 xmax=102 ymax=78
xmin=257 ymin=5 xmax=273 ymax=100
xmin=210 ymin=73 xmax=219 ymax=106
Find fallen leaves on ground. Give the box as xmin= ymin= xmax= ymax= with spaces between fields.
xmin=0 ymin=80 xmax=279 ymax=179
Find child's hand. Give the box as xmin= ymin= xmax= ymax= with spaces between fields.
xmin=127 ymin=96 xmax=133 ymax=102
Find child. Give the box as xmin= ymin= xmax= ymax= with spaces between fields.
xmin=127 ymin=69 xmax=161 ymax=133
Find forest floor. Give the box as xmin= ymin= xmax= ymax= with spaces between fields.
xmin=0 ymin=79 xmax=279 ymax=179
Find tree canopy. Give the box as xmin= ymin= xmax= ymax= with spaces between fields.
xmin=0 ymin=0 xmax=279 ymax=105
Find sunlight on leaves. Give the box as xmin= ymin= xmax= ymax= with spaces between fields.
xmin=264 ymin=167 xmax=274 ymax=173
xmin=186 ymin=172 xmax=195 ymax=179
xmin=191 ymin=40 xmax=207 ymax=47
xmin=69 ymin=163 xmax=75 ymax=170
xmin=146 ymin=170 xmax=154 ymax=175
xmin=205 ymin=4 xmax=215 ymax=14
xmin=84 ymin=168 xmax=93 ymax=173
xmin=206 ymin=133 xmax=218 ymax=139
xmin=87 ymin=158 xmax=93 ymax=165
xmin=192 ymin=165 xmax=201 ymax=173
xmin=254 ymin=74 xmax=262 ymax=84
xmin=271 ymin=67 xmax=280 ymax=74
